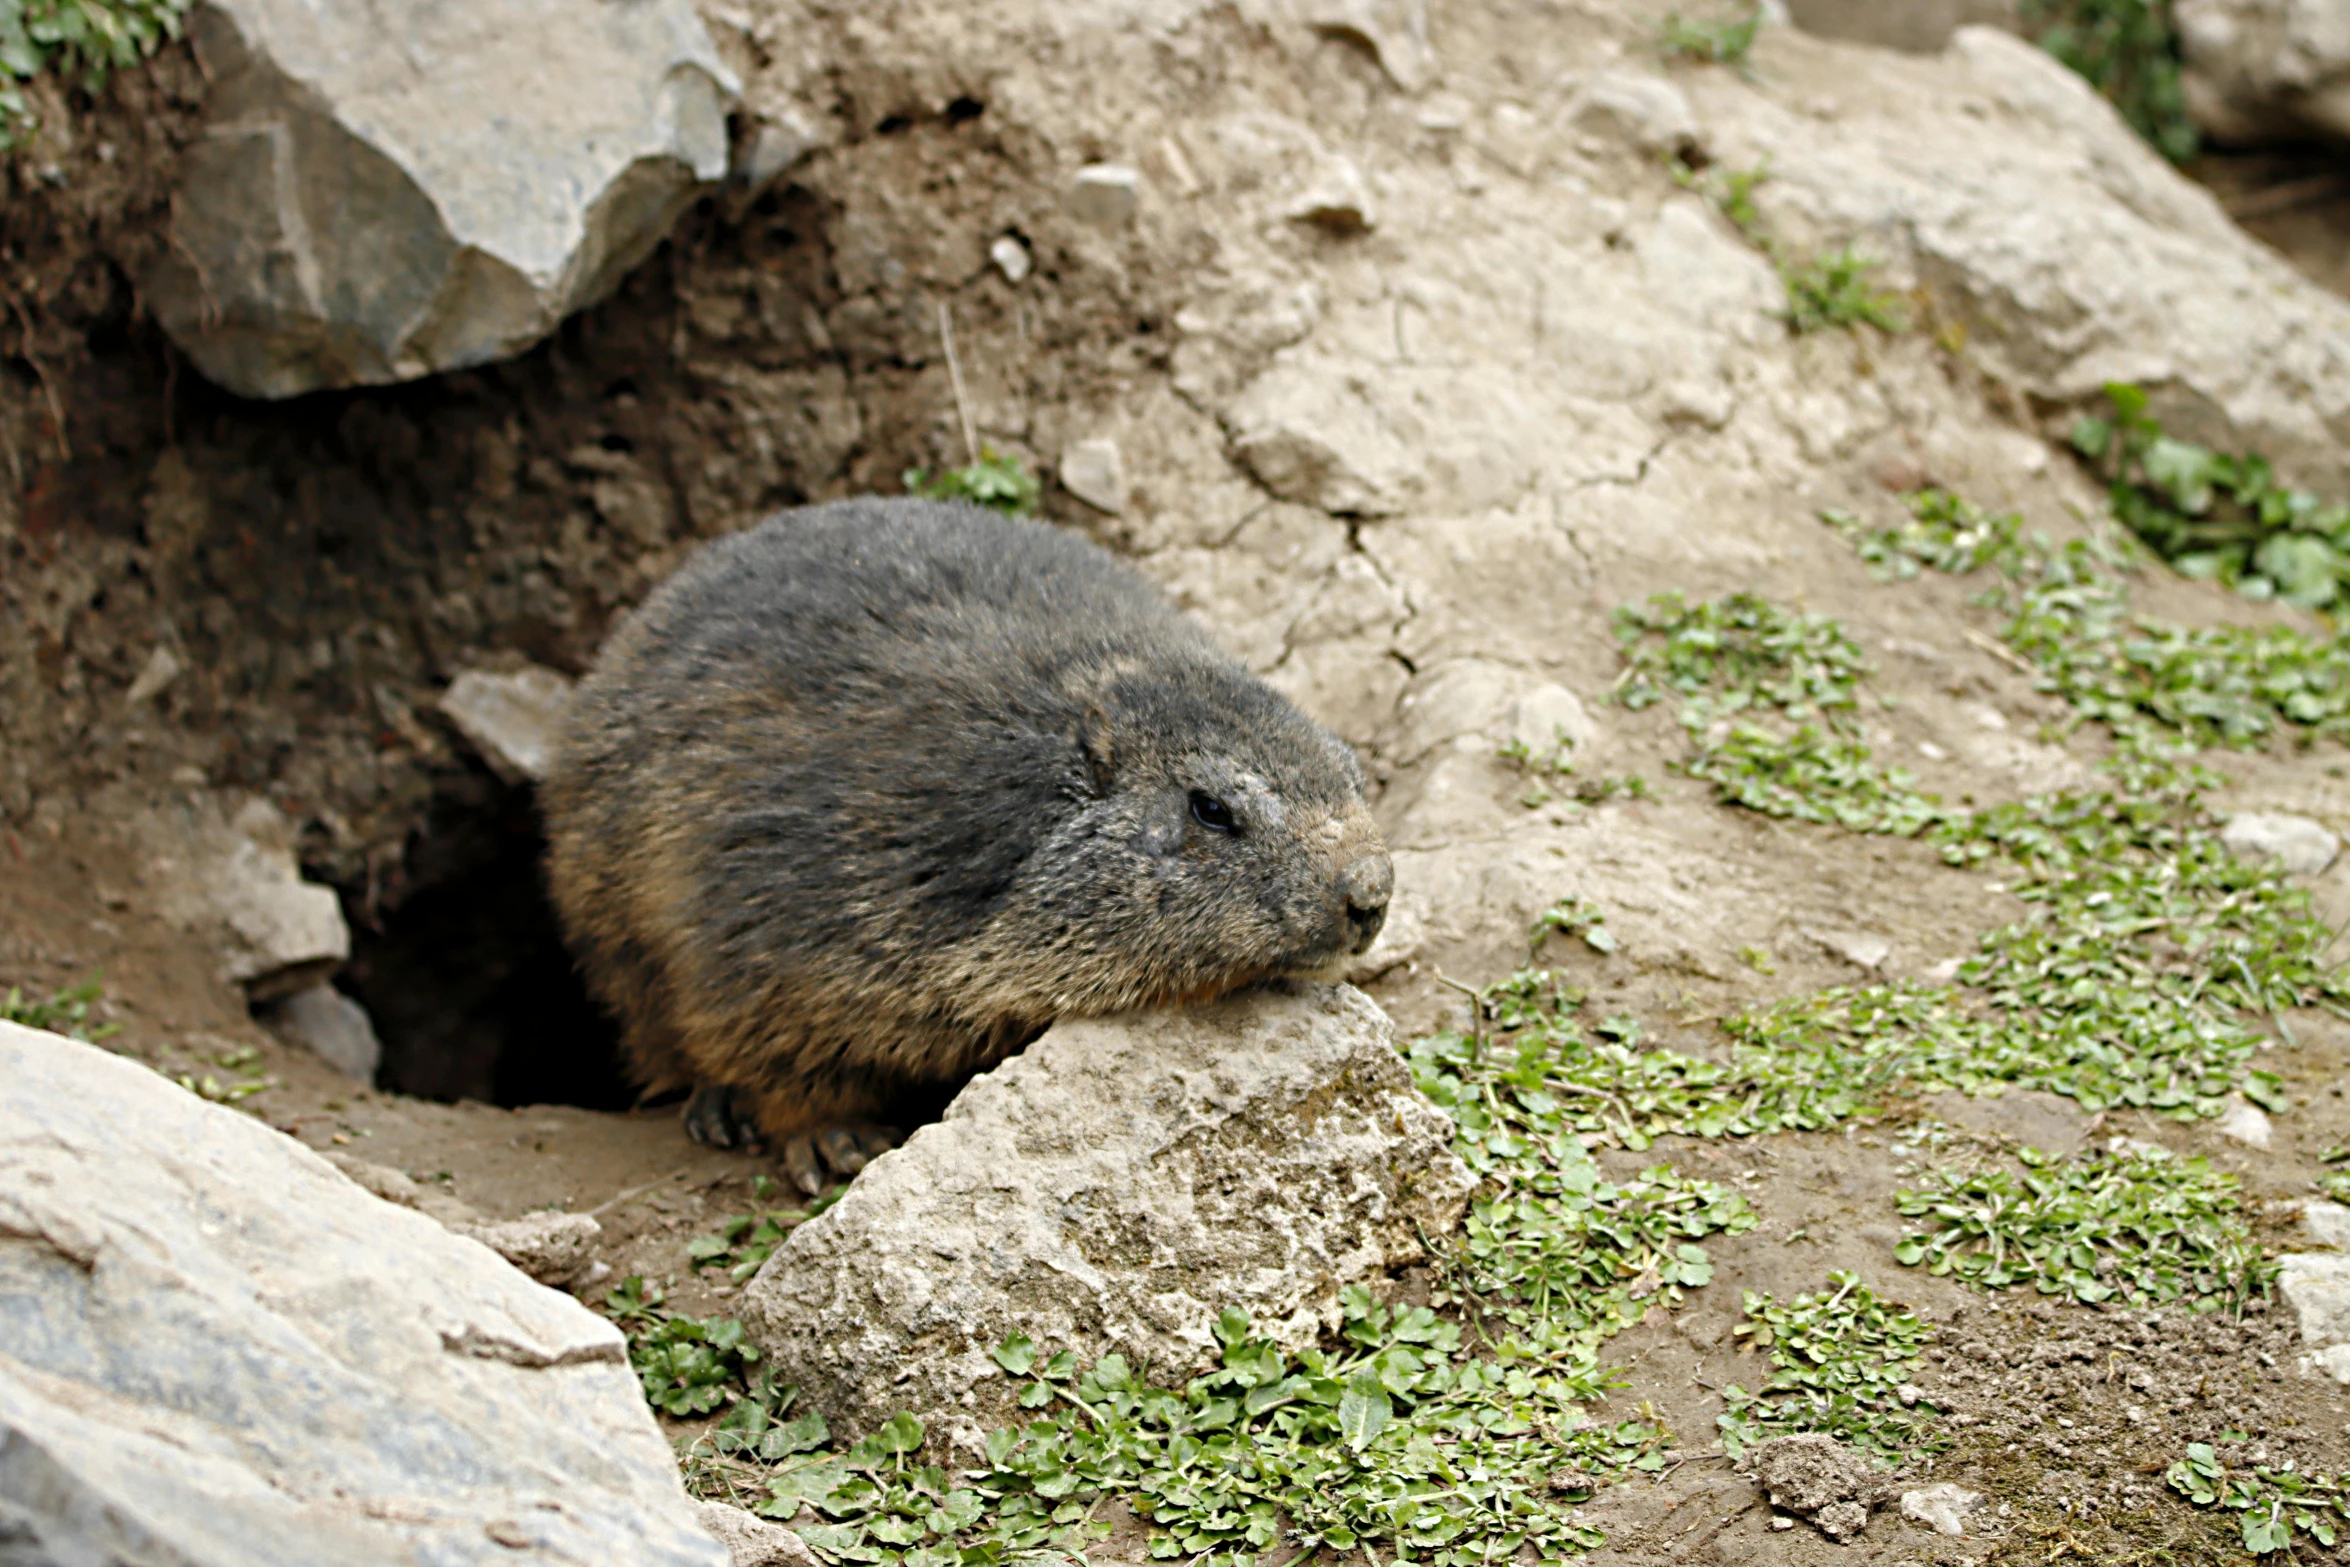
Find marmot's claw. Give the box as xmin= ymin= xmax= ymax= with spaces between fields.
xmin=817 ymin=1126 xmax=868 ymax=1177
xmin=781 ymin=1134 xmax=825 ymax=1197
xmin=683 ymin=1084 xmax=764 ymax=1153
xmin=778 ymin=1124 xmax=904 ymax=1198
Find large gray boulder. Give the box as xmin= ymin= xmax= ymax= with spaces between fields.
xmin=142 ymin=0 xmax=737 ymax=399
xmin=739 ymin=983 xmax=1476 ymax=1448
xmin=1697 ymin=26 xmax=2350 ymax=492
xmin=2178 ymin=0 xmax=2350 ymax=144
xmin=0 ymin=1019 xmax=727 ymax=1567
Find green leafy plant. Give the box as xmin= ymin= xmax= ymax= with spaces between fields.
xmin=2021 ymin=0 xmax=2197 ymax=162
xmin=170 ymin=1042 xmax=274 ymax=1104
xmin=1529 ymin=896 xmax=1618 ymax=956
xmin=1 ymin=974 xmax=116 ymax=1040
xmin=604 ymin=1277 xmax=767 ymax=1418
xmin=689 ymin=1174 xmax=819 ymax=1283
xmin=1780 ymin=246 xmax=1908 ymax=336
xmin=1673 ymin=156 xmax=1771 ymax=239
xmin=1608 ymin=513 xmax=2350 ymax=1124
xmin=0 ymin=0 xmax=191 ymax=150
xmin=2072 ymin=382 xmax=2350 ymax=609
xmin=1666 ymin=155 xmax=1906 ymax=337
xmin=903 ymin=447 xmax=1040 ymax=516
xmin=1411 ymin=967 xmax=1904 ymax=1149
xmin=668 ymin=994 xmax=1769 ymax=1565
xmin=1895 ymin=1143 xmax=2274 ymax=1309
xmin=1658 ymin=5 xmax=1762 ymax=67
xmin=2167 ymin=1442 xmax=2350 ymax=1554
xmin=1851 ymin=486 xmax=2350 ymax=749
xmin=2320 ymin=1147 xmax=2350 ymax=1204
xmin=746 ymin=1298 xmax=1671 ymax=1567
xmin=1717 ymin=1272 xmax=1941 ymax=1465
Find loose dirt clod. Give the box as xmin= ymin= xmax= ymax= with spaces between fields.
xmin=1754 ymin=1433 xmax=1881 ymax=1541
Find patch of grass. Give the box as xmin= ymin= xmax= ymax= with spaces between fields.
xmin=1615 ymin=590 xmax=1871 ymax=731
xmin=1780 ymin=246 xmax=1909 ymax=336
xmin=903 ymin=448 xmax=1040 ymax=516
xmin=2168 ymin=1442 xmax=2350 ymax=1554
xmin=605 ymin=1277 xmax=768 ymax=1419
xmin=688 ymin=1174 xmax=826 ymax=1284
xmin=737 ymin=1296 xmax=1676 ymax=1567
xmin=669 ymin=1006 xmax=1765 ymax=1565
xmin=1668 ymin=156 xmax=1906 ymax=337
xmin=0 ymin=974 xmax=116 ymax=1040
xmin=170 ymin=1042 xmax=274 ymax=1104
xmin=1604 ymin=500 xmax=2350 ymax=1124
xmin=2021 ymin=0 xmax=2197 ymax=163
xmin=1498 ymin=727 xmax=1579 ymax=779
xmin=1895 ymin=1143 xmax=2274 ymax=1310
xmin=2073 ymin=382 xmax=2350 ymax=610
xmin=1530 ymin=897 xmax=1618 ymax=956
xmin=2320 ymin=1147 xmax=2350 ymax=1205
xmin=1410 ymin=970 xmax=1898 ymax=1149
xmin=1441 ymin=1139 xmax=1754 ymax=1356
xmin=0 ymin=0 xmax=189 ymax=150
xmin=1835 ymin=487 xmax=2350 ymax=747
xmin=1658 ymin=5 xmax=1762 ymax=67
xmin=1716 ymin=1271 xmax=1941 ymax=1466
xmin=1498 ymin=732 xmax=1652 ymax=811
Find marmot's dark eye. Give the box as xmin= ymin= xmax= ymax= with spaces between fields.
xmin=1190 ymin=791 xmax=1238 ymax=834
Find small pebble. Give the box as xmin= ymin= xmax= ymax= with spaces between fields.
xmin=1069 ymin=163 xmax=1140 ymax=228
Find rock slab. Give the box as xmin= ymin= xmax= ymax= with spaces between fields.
xmin=2222 ymin=811 xmax=2340 ymax=877
xmin=1900 ymin=1483 xmax=1984 ymax=1537
xmin=0 ymin=1020 xmax=724 ymax=1567
xmin=2280 ymin=1252 xmax=2350 ymax=1382
xmin=263 ymin=981 xmax=382 ymax=1080
xmin=740 ymin=983 xmax=1475 ymax=1446
xmin=2179 ymin=0 xmax=2350 ymax=143
xmin=142 ymin=0 xmax=737 ymax=399
xmin=440 ymin=664 xmax=579 ymax=785
xmin=138 ymin=794 xmax=350 ymax=1000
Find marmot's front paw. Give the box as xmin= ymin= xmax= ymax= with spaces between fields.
xmin=683 ymin=1083 xmax=765 ymax=1152
xmin=780 ymin=1124 xmax=903 ymax=1198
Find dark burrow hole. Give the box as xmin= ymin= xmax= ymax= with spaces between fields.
xmin=330 ymin=774 xmax=990 ymax=1143
xmin=337 ymin=778 xmax=633 ymax=1111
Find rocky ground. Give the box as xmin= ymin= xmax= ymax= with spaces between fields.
xmin=13 ymin=1 xmax=2350 ymax=1563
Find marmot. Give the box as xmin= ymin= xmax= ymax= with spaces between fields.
xmin=542 ymin=496 xmax=1392 ymax=1192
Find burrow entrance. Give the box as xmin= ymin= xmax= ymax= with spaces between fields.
xmin=336 ymin=777 xmax=634 ymax=1112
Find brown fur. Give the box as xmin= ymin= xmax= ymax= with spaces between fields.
xmin=542 ymin=497 xmax=1391 ymax=1146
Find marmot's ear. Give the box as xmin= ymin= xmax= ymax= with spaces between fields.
xmin=1079 ymin=704 xmax=1117 ymax=796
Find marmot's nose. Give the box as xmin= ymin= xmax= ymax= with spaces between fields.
xmin=1339 ymin=853 xmax=1392 ymax=953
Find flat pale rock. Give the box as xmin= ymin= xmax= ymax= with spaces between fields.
xmin=2179 ymin=0 xmax=2350 ymax=143
xmin=740 ymin=983 xmax=1474 ymax=1447
xmin=440 ymin=664 xmax=579 ymax=785
xmin=264 ymin=981 xmax=381 ymax=1080
xmin=2222 ymin=812 xmax=2340 ymax=877
xmin=2215 ymin=1096 xmax=2275 ymax=1150
xmin=137 ymin=795 xmax=350 ymax=1000
xmin=2308 ymin=1201 xmax=2350 ymax=1250
xmin=696 ymin=1502 xmax=820 ymax=1567
xmin=0 ymin=1021 xmax=723 ymax=1567
xmin=1060 ymin=438 xmax=1129 ymax=515
xmin=1702 ymin=26 xmax=2350 ymax=493
xmin=1900 ymin=1482 xmax=1983 ymax=1537
xmin=2279 ymin=1252 xmax=2350 ymax=1382
xmin=141 ymin=0 xmax=736 ymax=398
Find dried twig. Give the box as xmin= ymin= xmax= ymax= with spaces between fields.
xmin=938 ymin=300 xmax=978 ymax=468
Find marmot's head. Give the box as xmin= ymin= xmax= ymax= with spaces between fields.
xmin=948 ymin=648 xmax=1390 ymax=1023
